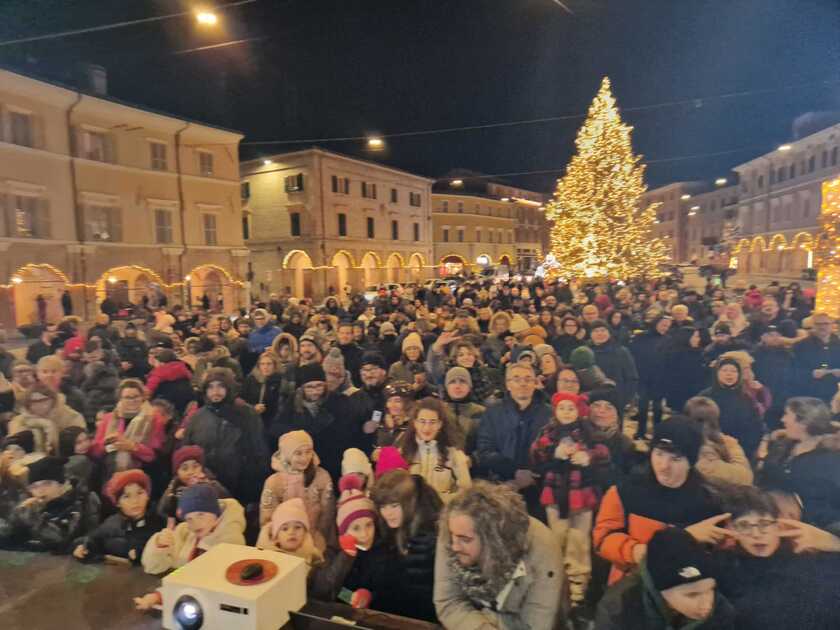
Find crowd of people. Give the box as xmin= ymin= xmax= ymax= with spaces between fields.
xmin=1 ymin=276 xmax=840 ymax=630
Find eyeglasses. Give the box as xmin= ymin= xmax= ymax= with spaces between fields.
xmin=731 ymin=519 xmax=777 ymax=535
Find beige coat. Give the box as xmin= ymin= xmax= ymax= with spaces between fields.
xmin=434 ymin=516 xmax=564 ymax=630
xmin=258 ymin=467 xmax=334 ymax=549
xmin=696 ymin=434 xmax=754 ymax=486
xmin=8 ymin=394 xmax=86 ymax=454
xmin=407 ymin=440 xmax=471 ymax=503
xmin=141 ymin=498 xmax=246 ymax=574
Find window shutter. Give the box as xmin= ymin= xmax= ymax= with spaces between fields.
xmin=37 ymin=197 xmax=51 ymax=239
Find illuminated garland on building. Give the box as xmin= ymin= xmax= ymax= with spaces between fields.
xmin=815 ymin=178 xmax=840 ymax=318
xmin=543 ymin=77 xmax=667 ymax=280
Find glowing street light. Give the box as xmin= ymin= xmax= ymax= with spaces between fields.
xmin=680 ymin=194 xmax=691 ymax=200
xmin=263 ymin=159 xmax=273 ymax=165
xmin=450 ymin=179 xmax=463 ymax=187
xmin=107 ymin=276 xmax=118 ymax=284
xmin=196 ymin=11 xmax=218 ymax=26
xmin=11 ymin=276 xmax=22 ymax=284
xmin=778 ymin=144 xmax=792 ymax=152
xmin=715 ymin=178 xmax=727 ymax=186
xmin=367 ymin=137 xmax=385 ymax=150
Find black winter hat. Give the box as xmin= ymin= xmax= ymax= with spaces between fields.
xmin=589 ymin=319 xmax=610 ymax=332
xmin=4 ymin=430 xmax=35 ymax=454
xmin=651 ymin=416 xmax=703 ymax=466
xmin=202 ymin=367 xmax=236 ymax=394
xmin=197 ymin=335 xmax=217 ymax=354
xmin=26 ymin=456 xmax=65 ymax=484
xmin=296 ymin=362 xmax=326 ymax=386
xmin=587 ymin=388 xmax=621 ymax=412
xmin=360 ymin=351 xmax=387 ymax=370
xmin=713 ymin=322 xmax=731 ymax=335
xmin=646 ymin=527 xmax=714 ymax=592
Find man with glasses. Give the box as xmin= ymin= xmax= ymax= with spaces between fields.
xmin=475 ymin=362 xmax=552 ymax=514
xmin=792 ymin=312 xmax=840 ymax=402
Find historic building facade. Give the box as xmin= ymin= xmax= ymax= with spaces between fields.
xmin=0 ymin=67 xmax=247 ymax=328
xmin=241 ymin=148 xmax=434 ymax=299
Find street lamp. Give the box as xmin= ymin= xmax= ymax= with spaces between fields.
xmin=263 ymin=159 xmax=273 ymax=165
xmin=450 ymin=179 xmax=463 ymax=188
xmin=196 ymin=11 xmax=218 ymax=25
xmin=680 ymin=194 xmax=692 ymax=200
xmin=715 ymin=178 xmax=727 ymax=186
xmin=777 ymin=144 xmax=792 ymax=152
xmin=367 ymin=137 xmax=385 ymax=150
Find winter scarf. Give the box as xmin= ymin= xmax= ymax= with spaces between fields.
xmin=106 ymin=401 xmax=155 ymax=471
xmin=446 ymin=551 xmax=517 ymax=612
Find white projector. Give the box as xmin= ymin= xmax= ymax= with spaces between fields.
xmin=160 ymin=543 xmax=307 ymax=630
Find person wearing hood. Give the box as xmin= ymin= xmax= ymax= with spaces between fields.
xmin=662 ymin=326 xmax=710 ymax=417
xmin=373 ymin=380 xmax=414 ymax=455
xmin=192 ymin=335 xmax=244 ymax=388
xmin=758 ymin=396 xmax=840 ymax=533
xmin=698 ymin=358 xmax=764 ymax=461
xmin=702 ymin=323 xmax=752 ymax=368
xmin=282 ymin=306 xmax=308 ymax=339
xmin=593 ymin=418 xmax=723 ymax=586
xmin=429 ymin=332 xmax=496 ymax=404
xmin=589 ymin=319 xmax=638 ymax=417
xmin=90 ymin=379 xmax=167 ymax=478
xmin=269 ymin=331 xmax=299 ymax=373
xmin=375 ymin=321 xmax=401 ymax=366
xmin=145 ymin=348 xmax=195 ymax=416
xmin=9 ymin=383 xmax=86 ymax=455
xmin=595 ymin=526 xmax=736 ymax=630
xmin=248 ymin=308 xmax=281 ymax=354
xmin=183 ymin=367 xmax=268 ymax=505
xmin=629 ymin=316 xmax=672 ymax=439
xmin=115 ymin=322 xmax=149 ymax=379
xmin=719 ymin=349 xmax=772 ymax=420
xmin=441 ymin=367 xmax=486 ymax=458
xmin=241 ymin=351 xmax=284 ymax=436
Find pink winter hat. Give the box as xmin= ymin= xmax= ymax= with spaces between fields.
xmin=270 ymin=497 xmax=310 ymax=537
xmin=375 ymin=446 xmax=409 ymax=479
xmin=336 ymin=490 xmax=376 ymax=536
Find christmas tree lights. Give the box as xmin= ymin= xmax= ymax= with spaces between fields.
xmin=543 ymin=77 xmax=667 ymax=280
xmin=815 ymin=178 xmax=840 ymax=318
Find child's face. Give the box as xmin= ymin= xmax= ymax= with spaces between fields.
xmin=185 ymin=511 xmax=219 ymax=539
xmin=386 ymin=396 xmax=404 ymax=417
xmin=290 ymin=446 xmax=314 ymax=472
xmin=729 ymin=511 xmax=781 ymax=558
xmin=275 ymin=521 xmax=307 ymax=551
xmin=379 ymin=502 xmax=404 ymax=529
xmin=347 ymin=516 xmax=375 ymax=550
xmin=28 ymin=480 xmax=64 ymax=501
xmin=554 ymin=400 xmax=579 ymax=424
xmin=75 ymin=432 xmax=91 ymax=455
xmin=456 ymin=347 xmax=476 ymax=368
xmin=152 ymin=406 xmax=173 ymax=426
xmin=177 ymin=460 xmax=205 ymax=485
xmin=118 ymin=483 xmax=149 ymax=520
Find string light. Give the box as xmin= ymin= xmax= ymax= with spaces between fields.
xmin=543 ymin=77 xmax=667 ymax=280
xmin=816 ymin=178 xmax=840 ymax=318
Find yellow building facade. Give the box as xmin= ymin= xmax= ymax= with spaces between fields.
xmin=0 ymin=68 xmax=248 ymax=328
xmin=241 ymin=148 xmax=434 ymax=299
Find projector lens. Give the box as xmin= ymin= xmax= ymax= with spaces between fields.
xmin=174 ymin=595 xmax=203 ymax=629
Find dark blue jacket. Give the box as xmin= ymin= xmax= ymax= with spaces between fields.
xmin=248 ymin=324 xmax=281 ymax=354
xmin=476 ymin=395 xmax=552 ymax=481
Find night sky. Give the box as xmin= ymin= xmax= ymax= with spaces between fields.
xmin=1 ymin=0 xmax=838 ymax=191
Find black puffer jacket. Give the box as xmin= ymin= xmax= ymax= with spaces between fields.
xmin=76 ymin=509 xmax=163 ymax=564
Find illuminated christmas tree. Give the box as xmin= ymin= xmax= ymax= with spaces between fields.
xmin=544 ymin=77 xmax=667 ymax=279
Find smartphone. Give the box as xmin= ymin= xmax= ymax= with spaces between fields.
xmin=371 ymin=410 xmax=382 ymax=424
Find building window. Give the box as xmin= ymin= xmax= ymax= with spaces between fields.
xmin=202 ymin=213 xmax=217 ymax=245
xmin=476 ymin=228 xmax=481 ymax=242
xmin=154 ymin=209 xmax=173 ymax=244
xmin=776 ymin=167 xmax=785 ymax=182
xmin=338 ymin=213 xmax=347 ymax=236
xmin=457 ymin=228 xmax=464 ymax=242
xmin=832 ymin=147 xmax=839 ymax=166
xmin=361 ymin=182 xmax=377 ymax=199
xmin=413 ymin=222 xmax=420 ymax=241
xmin=789 ymin=164 xmax=795 ymax=179
xmin=457 ymin=201 xmax=463 ymax=213
xmin=488 ymin=231 xmax=493 ymax=243
xmin=285 ymin=173 xmax=304 ymax=192
xmin=443 ymin=228 xmax=449 ymax=243
xmin=86 ymin=205 xmax=122 ymax=242
xmin=80 ymin=129 xmax=111 ymax=162
xmin=242 ymin=214 xmax=250 ymax=240
xmin=367 ymin=217 xmax=375 ymax=238
xmin=823 ymin=151 xmax=829 ymax=168
xmin=241 ymin=181 xmax=251 ymax=199
xmin=290 ymin=212 xmax=301 ymax=236
xmin=9 ymin=111 xmax=33 ymax=147
xmin=442 ymin=200 xmax=448 ymax=212
xmin=769 ymin=170 xmax=776 ymax=185
xmin=331 ymin=175 xmax=350 ymax=194
xmin=13 ymin=195 xmax=49 ymax=238
xmin=758 ymin=175 xmax=764 ymax=189
xmin=391 ymin=220 xmax=399 ymax=240
xmin=390 ymin=188 xmax=398 ymax=203
xmin=198 ymin=151 xmax=214 ymax=176
xmin=409 ymin=192 xmax=422 ymax=207
xmin=808 ymin=155 xmax=816 ymax=173
xmin=150 ymin=141 xmax=168 ymax=170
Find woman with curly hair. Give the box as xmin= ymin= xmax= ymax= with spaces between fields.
xmin=399 ymin=397 xmax=471 ymax=502
xmin=433 ymin=480 xmax=563 ymax=630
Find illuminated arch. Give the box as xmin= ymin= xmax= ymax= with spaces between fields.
xmin=282 ymin=250 xmax=314 ymax=269
xmin=439 ymin=253 xmax=467 ymax=265
xmin=769 ymin=234 xmax=788 ymax=251
xmin=97 ymin=265 xmax=165 ymax=286
xmin=475 ymin=252 xmax=493 ymax=263
xmin=10 ymin=263 xmax=70 ymax=285
xmin=330 ymin=250 xmax=357 ymax=268
xmin=360 ymin=251 xmax=383 ymax=267
xmin=750 ymin=236 xmax=767 ymax=252
xmin=734 ymin=238 xmax=751 ymax=254
xmin=186 ymin=264 xmax=236 ymax=284
xmin=792 ymin=231 xmax=815 ymax=250
xmin=385 ymin=252 xmax=405 ymax=267
xmin=498 ymin=254 xmax=513 ymax=266
xmin=408 ymin=252 xmax=426 ymax=268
